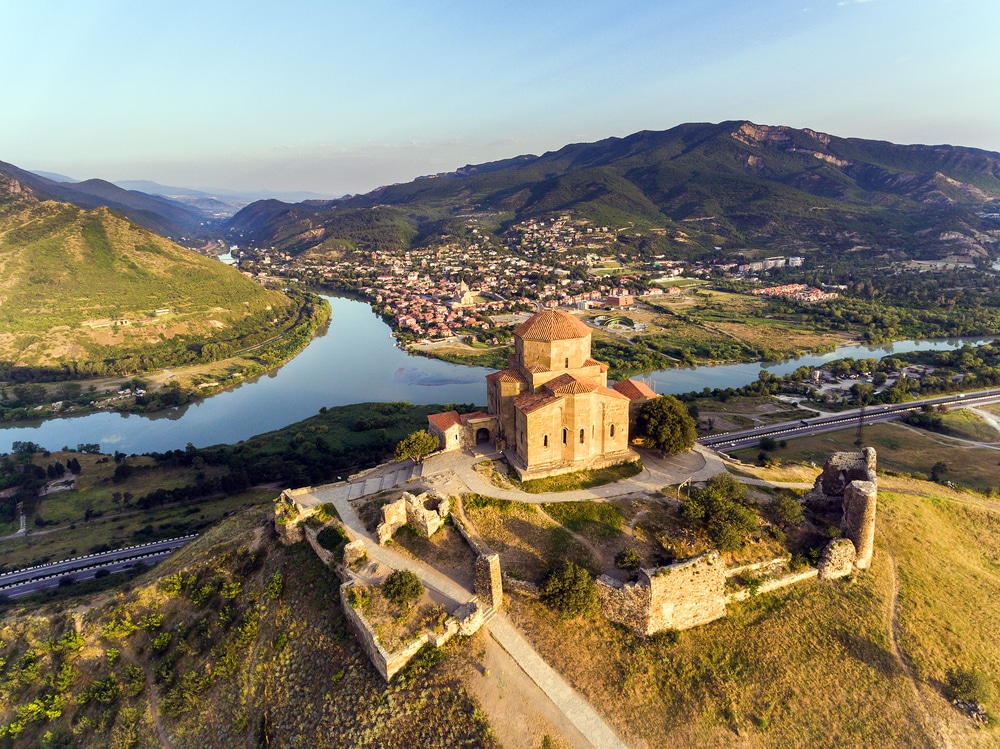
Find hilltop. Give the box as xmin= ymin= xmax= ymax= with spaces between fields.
xmin=0 ymin=174 xmax=303 ymax=379
xmin=226 ymin=121 xmax=1000 ymax=262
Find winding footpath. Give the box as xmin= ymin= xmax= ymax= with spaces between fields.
xmin=297 ymin=456 xmax=635 ymax=749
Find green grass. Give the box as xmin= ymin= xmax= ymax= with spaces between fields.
xmin=938 ymin=408 xmax=1000 ymax=443
xmin=520 ymin=460 xmax=642 ymax=493
xmin=541 ymin=502 xmax=625 ymax=542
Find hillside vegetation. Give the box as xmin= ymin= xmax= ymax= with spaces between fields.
xmin=0 ymin=179 xmax=297 ymax=376
xmin=0 ymin=511 xmax=499 ymax=748
xmin=227 ymin=121 xmax=1000 ymax=262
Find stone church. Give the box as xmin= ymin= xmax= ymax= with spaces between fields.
xmin=428 ymin=308 xmax=656 ymax=480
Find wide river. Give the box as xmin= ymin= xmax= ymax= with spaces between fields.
xmin=1 ymin=296 xmax=994 ymax=454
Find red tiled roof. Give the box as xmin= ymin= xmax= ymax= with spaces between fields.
xmin=545 ymin=373 xmax=598 ymax=395
xmin=583 ymin=358 xmax=609 ymax=371
xmin=427 ymin=410 xmax=461 ymax=431
xmin=613 ymin=379 xmax=657 ymax=400
xmin=513 ymin=392 xmax=562 ymax=414
xmin=523 ymin=364 xmax=548 ymax=373
xmin=514 ymin=309 xmax=591 ymax=341
xmin=486 ymin=368 xmax=526 ymax=384
xmin=597 ymin=385 xmax=630 ymax=400
xmin=459 ymin=411 xmax=492 ymax=425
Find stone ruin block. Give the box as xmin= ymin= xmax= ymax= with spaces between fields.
xmin=817 ymin=538 xmax=857 ymax=580
xmin=376 ymin=491 xmax=451 ymax=545
xmin=454 ymin=600 xmax=485 ymax=636
xmin=343 ymin=540 xmax=367 ymax=566
xmin=842 ymin=480 xmax=877 ymax=569
xmin=597 ymin=551 xmax=727 ymax=635
xmin=474 ymin=553 xmax=503 ymax=610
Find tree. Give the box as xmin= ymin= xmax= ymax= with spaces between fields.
xmin=382 ymin=570 xmax=423 ymax=608
xmin=614 ymin=547 xmax=642 ymax=571
xmin=930 ymin=461 xmax=949 ymax=483
xmin=540 ymin=560 xmax=599 ymax=618
xmin=681 ymin=473 xmax=759 ymax=552
xmin=394 ymin=430 xmax=439 ymax=463
xmin=636 ymin=396 xmax=696 ymax=455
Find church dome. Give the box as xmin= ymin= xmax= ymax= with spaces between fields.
xmin=513 ymin=309 xmax=591 ymax=341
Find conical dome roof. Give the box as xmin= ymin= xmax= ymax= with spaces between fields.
xmin=513 ymin=309 xmax=591 ymax=341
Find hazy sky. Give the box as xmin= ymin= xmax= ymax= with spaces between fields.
xmin=2 ymin=0 xmax=997 ymax=196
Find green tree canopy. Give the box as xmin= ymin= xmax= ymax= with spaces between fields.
xmin=540 ymin=560 xmax=599 ymax=618
xmin=636 ymin=396 xmax=697 ymax=455
xmin=394 ymin=429 xmax=440 ymax=463
xmin=382 ymin=569 xmax=424 ymax=608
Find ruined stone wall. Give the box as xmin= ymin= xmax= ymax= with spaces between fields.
xmin=474 ymin=554 xmax=503 ymax=610
xmin=376 ymin=492 xmax=449 ymax=545
xmin=596 ymin=575 xmax=652 ymax=634
xmin=647 ymin=552 xmax=727 ymax=632
xmin=597 ymin=552 xmax=727 ymax=635
xmin=340 ymin=583 xmax=430 ymax=681
xmin=842 ymin=480 xmax=877 ymax=569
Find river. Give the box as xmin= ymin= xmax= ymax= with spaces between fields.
xmin=0 ymin=296 xmax=994 ymax=454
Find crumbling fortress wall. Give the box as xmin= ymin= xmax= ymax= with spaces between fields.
xmin=806 ymin=447 xmax=878 ymax=571
xmin=597 ymin=552 xmax=727 ymax=634
xmin=599 ymin=449 xmax=879 ymax=635
xmin=376 ymin=491 xmax=450 ymax=544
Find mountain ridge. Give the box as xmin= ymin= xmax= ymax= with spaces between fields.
xmin=226 ymin=121 xmax=1000 ymax=261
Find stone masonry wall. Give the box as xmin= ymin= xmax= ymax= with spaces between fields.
xmin=596 ymin=575 xmax=652 ymax=634
xmin=597 ymin=551 xmax=727 ymax=635
xmin=647 ymin=551 xmax=727 ymax=632
xmin=474 ymin=554 xmax=503 ymax=610
xmin=376 ymin=492 xmax=449 ymax=545
xmin=842 ymin=480 xmax=877 ymax=569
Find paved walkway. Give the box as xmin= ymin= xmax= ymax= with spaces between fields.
xmin=488 ymin=614 xmax=629 ymax=749
xmin=295 ymin=462 xmax=634 ymax=748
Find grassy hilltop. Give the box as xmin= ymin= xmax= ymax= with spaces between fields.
xmin=0 ymin=175 xmax=300 ymax=377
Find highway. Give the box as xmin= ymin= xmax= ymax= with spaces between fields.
xmin=0 ymin=535 xmax=196 ymax=598
xmin=697 ymin=387 xmax=1000 ymax=451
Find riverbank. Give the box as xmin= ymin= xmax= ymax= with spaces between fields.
xmin=0 ymin=292 xmax=330 ymax=423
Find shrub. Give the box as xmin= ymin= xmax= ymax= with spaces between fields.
xmin=382 ymin=570 xmax=423 ymax=608
xmin=614 ymin=547 xmax=643 ymax=571
xmin=316 ymin=525 xmax=350 ymax=561
xmin=946 ymin=668 xmax=992 ymax=704
xmin=541 ymin=560 xmax=598 ymax=618
xmin=772 ymin=494 xmax=804 ymax=526
xmin=682 ymin=474 xmax=759 ymax=552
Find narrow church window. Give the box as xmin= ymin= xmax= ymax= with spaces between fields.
xmin=562 ymin=429 xmax=568 ymax=444
xmin=610 ymin=424 xmax=616 ymax=437
xmin=579 ymin=428 xmax=585 ymax=444
xmin=543 ymin=435 xmax=548 ymax=447
xmin=565 ymin=357 xmax=569 ymax=369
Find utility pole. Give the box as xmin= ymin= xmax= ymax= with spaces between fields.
xmin=855 ymin=404 xmax=866 ymax=446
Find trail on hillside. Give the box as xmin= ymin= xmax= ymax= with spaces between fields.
xmin=885 ymin=551 xmax=952 ymax=749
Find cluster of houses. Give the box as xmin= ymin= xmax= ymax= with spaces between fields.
xmin=751 ymin=283 xmax=839 ymax=303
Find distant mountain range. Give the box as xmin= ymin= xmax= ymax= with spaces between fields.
xmin=225 ymin=121 xmax=1000 ymax=262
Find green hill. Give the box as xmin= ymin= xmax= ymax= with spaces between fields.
xmin=227 ymin=121 xmax=1000 ymax=261
xmin=0 ymin=174 xmax=295 ymax=375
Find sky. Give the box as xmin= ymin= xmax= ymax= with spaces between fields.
xmin=2 ymin=0 xmax=998 ymax=197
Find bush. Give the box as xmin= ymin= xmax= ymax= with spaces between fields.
xmin=540 ymin=560 xmax=598 ymax=618
xmin=382 ymin=569 xmax=424 ymax=608
xmin=946 ymin=668 xmax=992 ymax=704
xmin=681 ymin=473 xmax=759 ymax=552
xmin=614 ymin=547 xmax=643 ymax=571
xmin=316 ymin=525 xmax=350 ymax=561
xmin=772 ymin=494 xmax=804 ymax=526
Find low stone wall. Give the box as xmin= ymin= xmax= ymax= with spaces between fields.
xmin=340 ymin=583 xmax=430 ymax=681
xmin=376 ymin=492 xmax=450 ymax=545
xmin=597 ymin=552 xmax=727 ymax=635
xmin=501 ymin=573 xmax=540 ymax=599
xmin=727 ymin=568 xmax=818 ymax=603
xmin=340 ymin=580 xmax=486 ymax=681
xmin=452 ymin=499 xmax=505 ymax=610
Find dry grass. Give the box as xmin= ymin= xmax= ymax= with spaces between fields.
xmin=731 ymin=422 xmax=1000 ymax=491
xmin=938 ymin=408 xmax=1000 ymax=443
xmin=503 ymin=474 xmax=1000 ymax=747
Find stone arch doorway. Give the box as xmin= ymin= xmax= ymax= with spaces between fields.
xmin=475 ymin=427 xmax=491 ymax=444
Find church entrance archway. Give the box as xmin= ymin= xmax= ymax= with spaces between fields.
xmin=475 ymin=428 xmax=491 ymax=444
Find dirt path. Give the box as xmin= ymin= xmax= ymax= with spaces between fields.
xmin=885 ymin=551 xmax=952 ymax=749
xmin=126 ymin=654 xmax=175 ymax=749
xmin=535 ymin=505 xmax=613 ymax=575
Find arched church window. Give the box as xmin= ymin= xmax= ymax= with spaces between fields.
xmin=543 ymin=435 xmax=548 ymax=447
xmin=610 ymin=424 xmax=616 ymax=437
xmin=562 ymin=429 xmax=568 ymax=444
xmin=579 ymin=428 xmax=585 ymax=444
xmin=565 ymin=357 xmax=569 ymax=369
